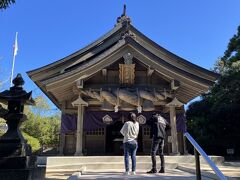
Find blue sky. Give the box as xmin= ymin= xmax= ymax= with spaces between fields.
xmin=0 ymin=1 xmax=240 ymax=109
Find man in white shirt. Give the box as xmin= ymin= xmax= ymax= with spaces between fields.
xmin=120 ymin=112 xmax=139 ymax=175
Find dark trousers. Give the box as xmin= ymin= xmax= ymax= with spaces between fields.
xmin=151 ymin=138 xmax=165 ymax=170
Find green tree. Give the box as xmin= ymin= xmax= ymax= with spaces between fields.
xmin=186 ymin=26 xmax=240 ymax=156
xmin=28 ymin=95 xmax=51 ymax=116
xmin=21 ymin=95 xmax=61 ymax=148
xmin=214 ymin=26 xmax=240 ymax=74
xmin=0 ymin=118 xmax=6 ymax=136
xmin=22 ymin=132 xmax=41 ymax=153
xmin=22 ymin=114 xmax=60 ymax=147
xmin=0 ymin=0 xmax=15 ymax=9
xmin=0 ymin=78 xmax=7 ymax=136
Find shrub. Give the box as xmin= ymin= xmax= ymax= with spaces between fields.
xmin=22 ymin=132 xmax=41 ymax=153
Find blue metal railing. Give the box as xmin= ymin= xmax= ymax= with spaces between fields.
xmin=184 ymin=132 xmax=227 ymax=180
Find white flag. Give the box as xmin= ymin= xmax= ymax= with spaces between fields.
xmin=13 ymin=32 xmax=18 ymax=57
xmin=10 ymin=32 xmax=18 ymax=87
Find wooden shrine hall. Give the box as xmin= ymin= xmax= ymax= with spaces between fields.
xmin=27 ymin=6 xmax=219 ymax=156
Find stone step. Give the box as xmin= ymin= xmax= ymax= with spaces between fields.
xmin=37 ymin=155 xmax=225 ymax=173
xmin=38 ymin=155 xmax=224 ymax=167
xmin=46 ymin=162 xmax=178 ymax=172
xmin=46 ymin=169 xmax=215 ymax=180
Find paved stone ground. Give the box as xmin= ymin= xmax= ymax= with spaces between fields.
xmin=43 ymin=169 xmax=213 ymax=180
xmin=39 ymin=161 xmax=240 ymax=180
xmin=177 ymin=162 xmax=240 ymax=179
xmin=198 ymin=165 xmax=240 ymax=179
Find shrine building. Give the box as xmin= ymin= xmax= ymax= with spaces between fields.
xmin=27 ymin=7 xmax=219 ymax=156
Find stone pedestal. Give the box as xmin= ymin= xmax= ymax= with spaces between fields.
xmin=0 ymin=156 xmax=36 ymax=180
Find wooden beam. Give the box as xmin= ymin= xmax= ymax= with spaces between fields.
xmin=147 ymin=67 xmax=154 ymax=77
xmin=171 ymin=80 xmax=180 ymax=90
xmin=76 ymin=79 xmax=84 ymax=89
xmin=64 ymin=108 xmax=77 ymax=114
xmin=130 ymin=47 xmax=210 ymax=91
xmin=102 ymin=69 xmax=107 ymax=77
xmin=162 ymin=106 xmax=169 ymax=113
xmin=72 ymin=85 xmax=80 ymax=95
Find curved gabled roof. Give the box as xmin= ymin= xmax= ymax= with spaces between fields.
xmin=129 ymin=26 xmax=219 ymax=81
xmin=27 ymin=23 xmax=123 ymax=78
xmin=27 ymin=13 xmax=220 ymax=107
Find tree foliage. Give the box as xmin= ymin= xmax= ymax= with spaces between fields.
xmin=0 ymin=0 xmax=15 ymax=9
xmin=21 ymin=95 xmax=61 ymax=147
xmin=214 ymin=26 xmax=240 ymax=74
xmin=22 ymin=132 xmax=41 ymax=153
xmin=22 ymin=113 xmax=60 ymax=147
xmin=186 ymin=26 xmax=240 ymax=156
xmin=0 ymin=80 xmax=6 ymax=136
xmin=0 ymin=118 xmax=6 ymax=136
xmin=28 ymin=95 xmax=51 ymax=116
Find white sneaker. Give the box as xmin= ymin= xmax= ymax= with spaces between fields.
xmin=131 ymin=171 xmax=136 ymax=175
xmin=123 ymin=171 xmax=129 ymax=176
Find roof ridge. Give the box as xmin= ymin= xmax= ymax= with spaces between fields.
xmin=116 ymin=4 xmax=131 ymax=27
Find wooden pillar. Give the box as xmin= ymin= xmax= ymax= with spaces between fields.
xmin=59 ymin=102 xmax=66 ymax=155
xmin=169 ymin=106 xmax=179 ymax=154
xmin=166 ymin=97 xmax=183 ymax=155
xmin=183 ymin=108 xmax=188 ymax=155
xmin=75 ymin=105 xmax=84 ymax=156
xmin=59 ymin=133 xmax=65 ymax=155
xmin=72 ymin=95 xmax=88 ymax=156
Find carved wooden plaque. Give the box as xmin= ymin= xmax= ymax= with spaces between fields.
xmin=119 ymin=64 xmax=135 ymax=84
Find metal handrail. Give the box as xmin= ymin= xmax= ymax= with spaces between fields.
xmin=184 ymin=132 xmax=227 ymax=180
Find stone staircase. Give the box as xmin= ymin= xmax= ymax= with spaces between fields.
xmin=36 ymin=155 xmax=224 ymax=173
xmin=33 ymin=156 xmax=240 ymax=179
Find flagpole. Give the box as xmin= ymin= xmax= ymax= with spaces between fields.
xmin=10 ymin=54 xmax=16 ymax=87
xmin=10 ymin=32 xmax=18 ymax=87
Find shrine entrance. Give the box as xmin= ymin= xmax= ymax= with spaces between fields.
xmin=105 ymin=117 xmax=143 ymax=155
xmin=106 ymin=120 xmax=123 ymax=155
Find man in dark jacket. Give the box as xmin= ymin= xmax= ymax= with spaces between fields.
xmin=147 ymin=113 xmax=171 ymax=173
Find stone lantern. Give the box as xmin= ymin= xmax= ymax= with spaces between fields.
xmin=0 ymin=74 xmax=35 ymax=179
